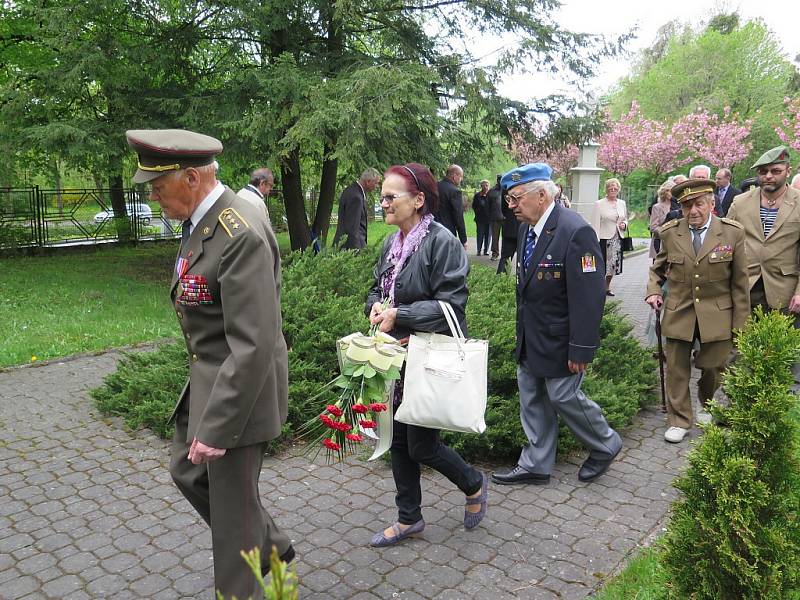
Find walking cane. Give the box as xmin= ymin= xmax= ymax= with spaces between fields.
xmin=654 ymin=308 xmax=667 ymax=413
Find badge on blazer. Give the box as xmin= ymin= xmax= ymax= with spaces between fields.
xmin=581 ymin=254 xmax=596 ymax=273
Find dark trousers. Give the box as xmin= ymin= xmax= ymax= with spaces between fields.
xmin=476 ymin=221 xmax=491 ymax=254
xmin=390 ymin=418 xmax=482 ymax=524
xmin=496 ymin=235 xmax=517 ymax=274
xmin=490 ymin=222 xmax=502 ymax=257
xmin=169 ymin=403 xmax=290 ymax=600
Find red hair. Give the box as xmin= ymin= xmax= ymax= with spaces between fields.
xmin=384 ymin=163 xmax=439 ymax=216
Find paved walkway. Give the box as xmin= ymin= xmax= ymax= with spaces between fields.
xmin=0 ymin=248 xmax=693 ymax=599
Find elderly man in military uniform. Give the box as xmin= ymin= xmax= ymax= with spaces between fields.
xmin=491 ymin=163 xmax=622 ymax=486
xmin=727 ymin=146 xmax=800 ymax=324
xmin=646 ymin=179 xmax=750 ymax=443
xmin=126 ymin=129 xmax=293 ymax=599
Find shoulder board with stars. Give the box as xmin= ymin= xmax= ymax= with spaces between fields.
xmin=720 ymin=217 xmax=743 ymax=229
xmin=660 ymin=218 xmax=680 ymax=232
xmin=218 ymin=208 xmax=250 ymax=237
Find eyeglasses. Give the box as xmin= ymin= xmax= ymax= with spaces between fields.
xmin=757 ymin=167 xmax=787 ymax=176
xmin=380 ymin=192 xmax=412 ymax=204
xmin=505 ymin=189 xmax=531 ymax=205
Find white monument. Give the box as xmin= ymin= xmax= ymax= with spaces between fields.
xmin=570 ymin=142 xmax=604 ymax=221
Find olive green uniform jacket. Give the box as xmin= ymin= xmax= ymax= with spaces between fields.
xmin=647 ymin=216 xmax=750 ymax=342
xmin=170 ymin=187 xmax=288 ymax=448
xmin=726 ymin=186 xmax=800 ymax=310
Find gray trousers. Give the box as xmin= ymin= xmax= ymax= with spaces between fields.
xmin=517 ymin=363 xmax=622 ymax=475
xmin=169 ymin=404 xmax=290 ymax=600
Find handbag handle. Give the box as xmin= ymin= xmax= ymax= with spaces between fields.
xmin=437 ymin=300 xmax=465 ymax=340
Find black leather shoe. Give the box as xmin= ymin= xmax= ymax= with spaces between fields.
xmin=578 ymin=448 xmax=620 ymax=482
xmin=491 ymin=465 xmax=550 ymax=485
xmin=261 ymin=544 xmax=296 ymax=576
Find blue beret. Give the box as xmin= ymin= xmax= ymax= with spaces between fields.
xmin=501 ymin=163 xmax=553 ymax=191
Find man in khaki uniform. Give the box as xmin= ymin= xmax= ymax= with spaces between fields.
xmin=726 ymin=146 xmax=800 ymax=322
xmin=126 ymin=129 xmax=292 ymax=599
xmin=646 ymin=179 xmax=750 ymax=443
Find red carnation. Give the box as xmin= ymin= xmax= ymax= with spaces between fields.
xmin=352 ymin=403 xmax=369 ymax=414
xmin=323 ymin=438 xmax=341 ymax=451
xmin=326 ymin=404 xmax=343 ymax=417
xmin=346 ymin=433 xmax=364 ymax=442
xmin=335 ymin=421 xmax=352 ymax=432
xmin=359 ymin=420 xmax=377 ymax=429
xmin=369 ymin=403 xmax=388 ymax=412
xmin=320 ymin=414 xmax=337 ymax=429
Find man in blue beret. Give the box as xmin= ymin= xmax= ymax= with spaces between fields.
xmin=492 ymin=163 xmax=622 ymax=485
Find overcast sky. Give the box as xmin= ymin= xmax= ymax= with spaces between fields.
xmin=496 ymin=0 xmax=800 ymax=102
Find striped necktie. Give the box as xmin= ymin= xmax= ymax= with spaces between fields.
xmin=175 ymin=220 xmax=192 ymax=276
xmin=523 ymin=227 xmax=537 ymax=273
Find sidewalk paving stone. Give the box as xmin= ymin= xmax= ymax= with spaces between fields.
xmin=0 ymin=244 xmax=701 ymax=598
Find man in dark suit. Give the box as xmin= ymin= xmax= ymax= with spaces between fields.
xmin=126 ymin=129 xmax=293 ymax=599
xmin=333 ymin=168 xmax=381 ymax=249
xmin=488 ymin=175 xmax=505 ymax=259
xmin=496 ymin=184 xmax=520 ymax=274
xmin=491 ymin=163 xmax=622 ymax=486
xmin=435 ymin=164 xmax=467 ymax=247
xmin=714 ymin=168 xmax=741 ymax=217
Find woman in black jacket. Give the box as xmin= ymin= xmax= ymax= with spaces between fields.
xmin=366 ymin=162 xmax=488 ymax=547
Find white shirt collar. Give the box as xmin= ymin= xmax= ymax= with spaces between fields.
xmin=188 ymin=181 xmax=225 ymax=233
xmin=531 ymin=200 xmax=557 ymax=238
xmin=356 ymin=181 xmax=366 ymax=199
xmin=245 ymin=183 xmax=263 ymax=199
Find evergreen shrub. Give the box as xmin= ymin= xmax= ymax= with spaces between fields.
xmin=92 ymin=244 xmax=655 ymax=460
xmin=662 ymin=309 xmax=800 ymax=599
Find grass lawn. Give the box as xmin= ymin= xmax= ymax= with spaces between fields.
xmin=594 ymin=547 xmax=667 ymax=599
xmin=0 ymin=244 xmax=180 ymax=368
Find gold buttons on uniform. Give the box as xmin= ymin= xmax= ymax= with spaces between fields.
xmin=192 ymin=354 xmax=199 ymax=362
xmin=695 ymin=274 xmax=699 ymax=278
xmin=695 ymin=299 xmax=700 ymax=303
xmin=176 ymin=311 xmax=183 ymax=319
xmin=695 ymin=286 xmax=700 ymax=291
xmin=185 ymin=332 xmax=191 ymax=340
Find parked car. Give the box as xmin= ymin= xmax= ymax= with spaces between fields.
xmin=93 ymin=203 xmax=153 ymax=225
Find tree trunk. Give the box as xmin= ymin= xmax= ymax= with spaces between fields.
xmin=313 ymin=144 xmax=338 ymax=246
xmin=281 ymin=149 xmax=311 ymax=250
xmin=108 ymin=172 xmax=132 ymax=241
xmin=53 ymin=160 xmax=63 ymax=216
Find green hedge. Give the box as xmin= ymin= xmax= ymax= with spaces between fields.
xmin=92 ymin=243 xmax=656 ymax=459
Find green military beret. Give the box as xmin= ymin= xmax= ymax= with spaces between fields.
xmin=126 ymin=129 xmax=223 ymax=183
xmin=751 ymin=145 xmax=790 ymax=169
xmin=671 ymin=178 xmax=715 ymax=204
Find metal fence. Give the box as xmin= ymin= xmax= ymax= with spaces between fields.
xmin=0 ymin=187 xmax=185 ymax=249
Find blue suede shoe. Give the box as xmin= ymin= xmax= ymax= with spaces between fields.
xmin=464 ymin=473 xmax=488 ymax=530
xmin=369 ymin=519 xmax=425 ymax=547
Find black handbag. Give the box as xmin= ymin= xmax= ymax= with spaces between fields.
xmin=621 ymin=235 xmax=634 ymax=252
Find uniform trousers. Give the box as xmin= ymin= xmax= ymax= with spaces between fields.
xmin=750 ymin=277 xmax=800 ymax=385
xmin=390 ymin=418 xmax=483 ymax=525
xmin=664 ymin=335 xmax=732 ymax=429
xmin=169 ymin=403 xmax=290 ymax=600
xmin=516 ymin=363 xmax=622 ymax=475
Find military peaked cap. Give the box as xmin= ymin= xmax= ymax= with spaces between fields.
xmin=126 ymin=129 xmax=223 ymax=183
xmin=671 ymin=178 xmax=716 ymax=204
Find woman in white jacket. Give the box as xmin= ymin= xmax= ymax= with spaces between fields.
xmin=591 ymin=178 xmax=628 ymax=296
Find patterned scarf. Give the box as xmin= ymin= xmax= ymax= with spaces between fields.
xmin=379 ymin=213 xmax=434 ymax=307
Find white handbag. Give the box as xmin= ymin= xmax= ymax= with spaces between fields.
xmin=395 ymin=301 xmax=488 ymax=433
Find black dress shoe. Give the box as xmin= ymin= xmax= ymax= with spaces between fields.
xmin=491 ymin=465 xmax=550 ymax=485
xmin=261 ymin=544 xmax=296 ymax=576
xmin=578 ymin=448 xmax=621 ymax=482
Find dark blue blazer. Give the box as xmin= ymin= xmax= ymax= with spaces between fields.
xmin=515 ymin=204 xmax=606 ymax=378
